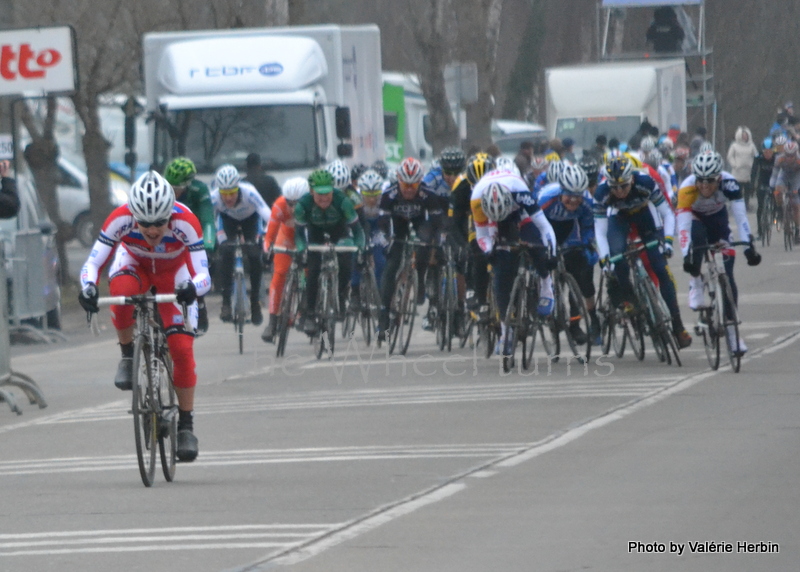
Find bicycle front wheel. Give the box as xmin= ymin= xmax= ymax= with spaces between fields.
xmin=157 ymin=352 xmax=177 ymax=482
xmin=276 ymin=270 xmax=298 ymax=358
xmin=132 ymin=334 xmax=157 ymax=487
xmin=234 ymin=275 xmax=247 ymax=354
xmin=718 ymin=273 xmax=742 ymax=373
xmin=562 ymin=274 xmax=591 ymax=364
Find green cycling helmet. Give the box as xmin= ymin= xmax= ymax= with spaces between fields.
xmin=164 ymin=157 xmax=197 ymax=186
xmin=308 ymin=169 xmax=335 ymax=194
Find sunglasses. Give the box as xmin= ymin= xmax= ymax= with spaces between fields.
xmin=609 ymin=182 xmax=631 ymax=190
xmin=696 ymin=177 xmax=718 ymax=184
xmin=136 ymin=218 xmax=169 ymax=228
xmin=219 ymin=187 xmax=239 ymax=195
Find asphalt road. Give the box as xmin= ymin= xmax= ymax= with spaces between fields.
xmin=3 ymin=233 xmax=799 ymax=572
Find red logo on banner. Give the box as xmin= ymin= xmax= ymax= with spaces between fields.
xmin=0 ymin=44 xmax=62 ymax=80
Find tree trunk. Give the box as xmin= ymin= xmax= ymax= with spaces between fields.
xmin=75 ymin=96 xmax=112 ymax=242
xmin=265 ymin=0 xmax=289 ymax=25
xmin=418 ymin=60 xmax=460 ymax=155
xmin=466 ymin=0 xmax=504 ymax=150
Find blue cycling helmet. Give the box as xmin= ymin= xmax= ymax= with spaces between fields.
xmin=763 ymin=137 xmax=773 ymax=150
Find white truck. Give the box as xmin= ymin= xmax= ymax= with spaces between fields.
xmin=545 ymin=59 xmax=687 ymax=152
xmin=143 ymin=25 xmax=385 ymax=183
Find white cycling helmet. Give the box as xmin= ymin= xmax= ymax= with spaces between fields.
xmin=640 ymin=136 xmax=656 ymax=153
xmin=783 ymin=140 xmax=799 ymax=156
xmin=358 ymin=169 xmax=384 ymax=194
xmin=559 ymin=164 xmax=588 ymax=196
xmin=326 ymin=159 xmax=350 ymax=190
xmin=645 ymin=149 xmax=663 ymax=168
xmin=480 ymin=182 xmax=515 ymax=222
xmin=282 ymin=177 xmax=310 ymax=202
xmin=698 ymin=141 xmax=714 ymax=154
xmin=692 ymin=151 xmax=724 ymax=178
xmin=128 ymin=170 xmax=175 ymax=223
xmin=215 ymin=164 xmax=240 ymax=190
xmin=547 ymin=160 xmax=565 ymax=184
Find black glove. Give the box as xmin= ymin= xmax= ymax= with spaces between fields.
xmin=261 ymin=249 xmax=273 ymax=269
xmin=744 ymin=246 xmax=762 ymax=266
xmin=78 ymin=282 xmax=99 ymax=313
xmin=683 ymin=257 xmax=695 ymax=274
xmin=175 ymin=280 xmax=197 ymax=305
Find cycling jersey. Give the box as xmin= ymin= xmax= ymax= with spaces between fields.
xmin=211 ymin=181 xmax=271 ymax=225
xmin=676 ymin=172 xmax=751 ymax=257
xmin=175 ymin=179 xmax=216 ymax=252
xmin=294 ymin=189 xmax=364 ymax=250
xmin=775 ymin=165 xmax=800 ymax=193
xmin=264 ymin=196 xmax=297 ymax=250
xmin=422 ymin=165 xmax=453 ymax=198
xmin=593 ymin=170 xmax=674 ymax=260
xmin=470 ymin=170 xmax=556 ymax=255
xmin=537 ymin=185 xmax=595 ymax=248
xmin=81 ymin=202 xmax=210 ymax=296
xmin=378 ymin=181 xmax=448 ymax=239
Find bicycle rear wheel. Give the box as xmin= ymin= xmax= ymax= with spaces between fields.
xmin=157 ymin=352 xmax=177 ymax=482
xmin=132 ymin=334 xmax=157 ymax=487
xmin=638 ymin=277 xmax=669 ymax=364
xmin=718 ymin=273 xmax=741 ymax=373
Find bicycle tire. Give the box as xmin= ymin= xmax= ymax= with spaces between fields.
xmin=357 ymin=275 xmax=373 ymax=347
xmin=698 ymin=304 xmax=720 ymax=370
xmin=626 ymin=312 xmax=646 ymax=361
xmin=234 ymin=275 xmax=247 ymax=354
xmin=718 ymin=273 xmax=741 ymax=373
xmin=276 ymin=269 xmax=297 ymax=358
xmin=546 ymin=279 xmax=564 ymax=363
xmin=784 ymin=204 xmax=793 ymax=252
xmin=314 ymin=275 xmax=330 ymax=360
xmin=481 ymin=283 xmax=498 ymax=359
xmin=638 ymin=276 xmax=669 ymax=363
xmin=508 ymin=276 xmax=530 ymax=372
xmin=562 ymin=273 xmax=591 ymax=364
xmin=132 ymin=333 xmax=157 ymax=487
xmin=398 ymin=272 xmax=417 ymax=356
xmin=157 ymin=351 xmax=177 ymax=482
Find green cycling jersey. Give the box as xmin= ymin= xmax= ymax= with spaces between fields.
xmin=294 ymin=189 xmax=365 ymax=251
xmin=175 ymin=179 xmax=216 ymax=251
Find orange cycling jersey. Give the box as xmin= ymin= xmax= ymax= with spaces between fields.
xmin=264 ymin=196 xmax=296 ymax=250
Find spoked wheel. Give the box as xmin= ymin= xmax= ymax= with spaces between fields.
xmin=784 ymin=207 xmax=794 ymax=251
xmin=697 ymin=305 xmax=720 ymax=370
xmin=276 ymin=272 xmax=298 ymax=358
xmin=503 ymin=280 xmax=528 ymax=373
xmin=132 ymin=335 xmax=157 ymax=487
xmin=234 ymin=277 xmax=248 ymax=355
xmin=157 ymin=353 xmax=177 ymax=482
xmin=639 ymin=279 xmax=669 ymax=364
xmin=718 ymin=274 xmax=742 ymax=373
xmin=626 ymin=313 xmax=646 ymax=361
xmin=563 ymin=274 xmax=591 ymax=364
xmin=546 ymin=280 xmax=565 ymax=363
xmin=397 ymin=274 xmax=417 ymax=356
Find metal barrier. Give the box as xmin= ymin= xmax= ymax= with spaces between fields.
xmin=0 ymin=241 xmax=47 ymax=414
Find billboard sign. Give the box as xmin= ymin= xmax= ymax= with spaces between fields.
xmin=0 ymin=26 xmax=77 ymax=96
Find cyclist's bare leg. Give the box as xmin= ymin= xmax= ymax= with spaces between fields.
xmin=175 ymin=387 xmax=194 ymax=412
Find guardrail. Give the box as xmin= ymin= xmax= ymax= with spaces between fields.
xmin=0 ymin=241 xmax=47 ymax=414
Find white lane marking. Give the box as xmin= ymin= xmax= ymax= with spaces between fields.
xmin=0 ymin=524 xmax=341 ymax=558
xmin=0 ymin=444 xmax=527 ymax=477
xmin=747 ymin=333 xmax=769 ymax=340
xmin=39 ymin=377 xmax=682 ymax=425
xmin=235 ymin=329 xmax=800 ymax=570
xmin=257 ymin=484 xmax=467 ymax=567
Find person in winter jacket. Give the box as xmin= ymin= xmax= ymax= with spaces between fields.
xmin=726 ymin=126 xmax=758 ymax=210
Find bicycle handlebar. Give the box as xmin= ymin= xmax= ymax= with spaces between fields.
xmin=608 ymin=240 xmax=662 ymax=264
xmin=691 ymin=240 xmax=752 ymax=253
xmin=97 ymin=294 xmax=178 ymax=306
xmin=306 ymin=244 xmax=359 ymax=253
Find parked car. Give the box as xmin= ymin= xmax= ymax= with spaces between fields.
xmin=492 ymin=120 xmax=548 ymax=158
xmin=1 ymin=175 xmax=61 ymax=330
xmin=55 ymin=158 xmax=129 ymax=247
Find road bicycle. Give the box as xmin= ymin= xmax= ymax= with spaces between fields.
xmin=692 ymin=241 xmax=749 ymax=373
xmin=307 ymin=242 xmax=359 ymax=359
xmin=496 ymin=243 xmax=537 ymax=372
xmin=545 ymin=244 xmax=593 ymax=365
xmin=342 ymin=248 xmax=382 ymax=348
xmin=221 ymin=235 xmax=257 ymax=354
xmin=758 ymin=189 xmax=776 ymax=248
xmin=387 ymin=237 xmax=429 ymax=356
xmin=272 ymin=247 xmax=305 ymax=358
xmin=95 ymin=291 xmax=190 ymax=487
xmin=781 ymin=191 xmax=796 ymax=251
xmin=607 ymin=239 xmax=682 ymax=366
xmin=433 ymin=243 xmax=461 ymax=352
xmin=597 ymin=267 xmax=645 ymax=361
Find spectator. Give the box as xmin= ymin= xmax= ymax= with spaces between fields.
xmin=243 ymin=153 xmax=281 ymax=208
xmin=0 ymin=161 xmax=19 ymax=219
xmin=561 ymin=137 xmax=577 ymax=163
xmin=689 ymin=126 xmax=707 ymax=158
xmin=589 ymin=135 xmax=607 ymax=164
xmin=645 ymin=6 xmax=684 ymax=53
xmin=485 ymin=143 xmax=502 ymax=158
xmin=726 ymin=126 xmax=758 ymax=210
xmin=514 ymin=141 xmax=534 ymax=175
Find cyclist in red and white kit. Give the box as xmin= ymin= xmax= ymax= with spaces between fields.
xmin=78 ymin=171 xmax=209 ymax=462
